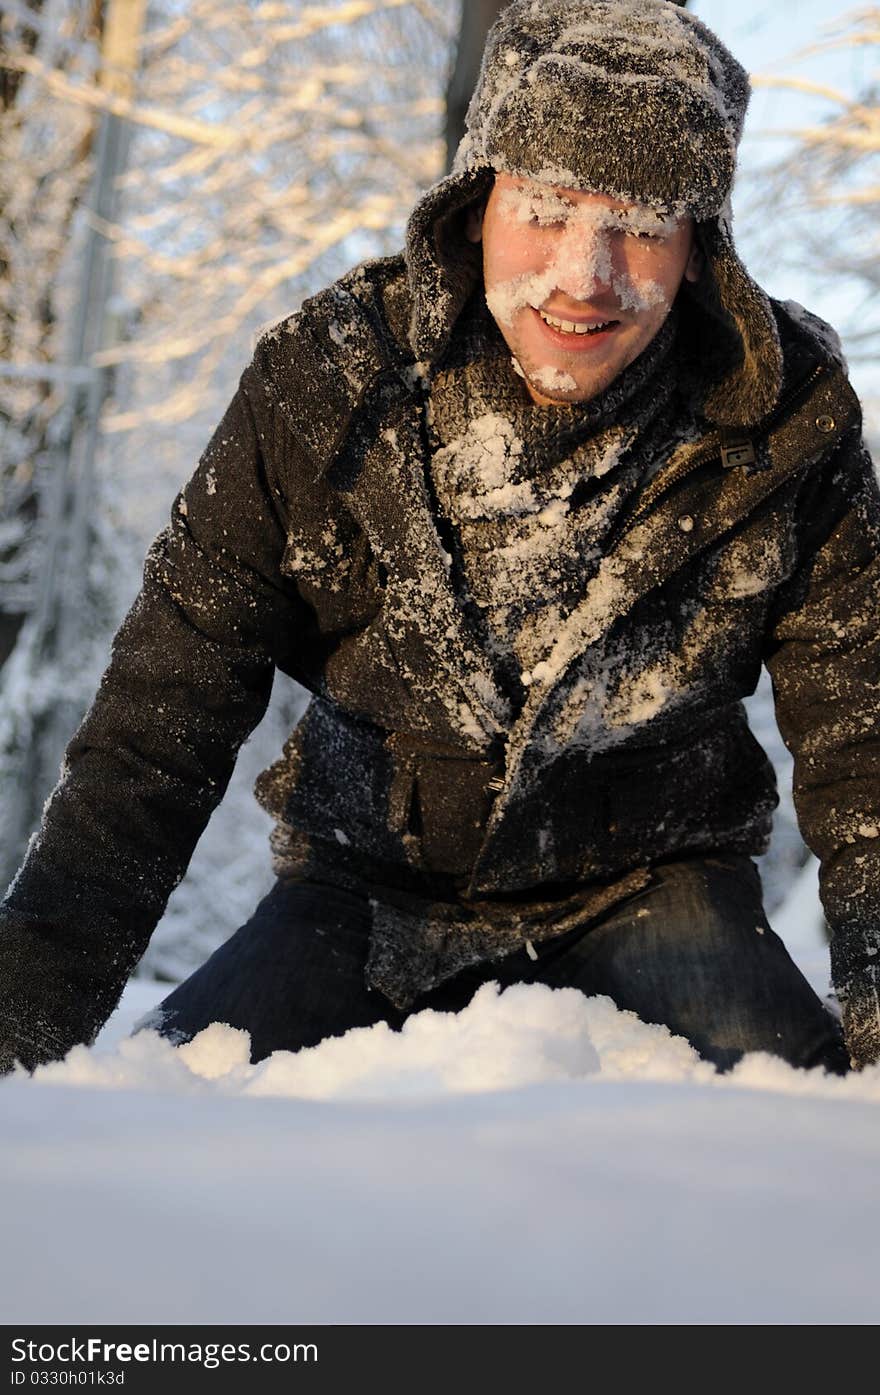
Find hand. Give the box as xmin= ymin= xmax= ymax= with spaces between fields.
xmin=0 ymin=912 xmax=125 ymax=1076
xmin=0 ymin=1023 xmax=59 ymax=1076
xmin=0 ymin=994 xmax=100 ymax=1076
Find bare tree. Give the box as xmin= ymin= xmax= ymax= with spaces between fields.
xmin=445 ymin=0 xmax=507 ymax=169
xmin=749 ymin=9 xmax=880 ymax=372
xmin=0 ymin=0 xmax=140 ymax=893
xmin=0 ymin=0 xmax=460 ymax=973
xmin=0 ymin=0 xmax=105 ymax=676
xmin=0 ymin=0 xmax=46 ymax=669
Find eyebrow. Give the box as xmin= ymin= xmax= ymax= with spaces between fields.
xmin=511 ymin=182 xmax=661 ymax=215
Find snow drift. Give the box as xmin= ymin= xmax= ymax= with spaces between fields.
xmin=3 ymin=966 xmax=879 ymax=1326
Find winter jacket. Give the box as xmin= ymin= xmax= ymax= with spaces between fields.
xmin=2 ymin=244 xmax=879 ymax=1071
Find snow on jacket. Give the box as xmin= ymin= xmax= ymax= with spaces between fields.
xmin=2 ymin=240 xmax=880 ymax=1068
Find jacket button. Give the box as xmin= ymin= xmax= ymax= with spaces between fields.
xmin=816 ymin=415 xmax=835 ymax=433
xmin=677 ymin=514 xmax=695 ymax=533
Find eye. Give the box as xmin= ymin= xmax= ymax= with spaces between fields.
xmin=607 ymin=208 xmax=676 ymax=242
xmin=528 ymin=209 xmax=568 ymax=228
xmin=526 ymin=194 xmax=573 ymax=227
xmin=498 ymin=186 xmax=573 ymax=228
xmin=608 ymin=224 xmax=668 ymax=246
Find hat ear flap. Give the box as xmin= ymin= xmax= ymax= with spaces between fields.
xmin=679 ymin=220 xmax=783 ymax=427
xmin=405 ymin=168 xmax=494 ymax=361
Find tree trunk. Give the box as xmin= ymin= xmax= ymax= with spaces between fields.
xmin=0 ymin=0 xmax=47 ymax=670
xmin=444 ymin=0 xmax=508 ymax=171
xmin=0 ymin=0 xmax=147 ymax=890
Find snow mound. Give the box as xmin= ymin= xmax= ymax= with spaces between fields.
xmin=4 ymin=983 xmax=880 ymax=1325
xmin=17 ymin=981 xmax=880 ymax=1102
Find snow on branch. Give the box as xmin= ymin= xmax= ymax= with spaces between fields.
xmin=0 ymin=0 xmax=458 ymax=953
xmin=743 ymin=8 xmax=880 ymax=367
xmin=2 ymin=0 xmax=454 ymax=458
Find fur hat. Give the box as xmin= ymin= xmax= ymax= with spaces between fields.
xmin=405 ymin=0 xmax=783 ymax=426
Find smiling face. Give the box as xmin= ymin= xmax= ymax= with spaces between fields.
xmin=467 ymin=174 xmax=702 ymax=406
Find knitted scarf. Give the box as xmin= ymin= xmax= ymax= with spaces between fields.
xmin=424 ymin=296 xmax=681 ymax=708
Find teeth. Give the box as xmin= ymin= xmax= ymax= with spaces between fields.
xmin=538 ymin=310 xmax=612 ymax=335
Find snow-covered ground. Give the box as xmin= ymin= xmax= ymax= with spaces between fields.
xmin=2 ymin=857 xmax=879 ymax=1326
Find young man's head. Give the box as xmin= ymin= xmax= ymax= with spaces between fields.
xmin=466 ymin=173 xmax=703 ymax=405
xmin=406 ymin=0 xmax=785 ymax=427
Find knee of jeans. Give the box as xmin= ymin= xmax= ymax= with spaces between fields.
xmin=616 ymin=861 xmax=733 ymax=943
xmin=656 ymin=856 xmax=764 ymax=936
xmin=129 ymin=1002 xmax=190 ymax=1046
xmin=579 ymin=862 xmax=769 ymax=1000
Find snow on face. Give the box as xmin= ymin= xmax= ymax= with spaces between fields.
xmin=529 ymin=365 xmax=577 ymax=395
xmin=494 ymin=183 xmax=679 ymax=312
xmin=475 ymin=175 xmax=697 ymax=406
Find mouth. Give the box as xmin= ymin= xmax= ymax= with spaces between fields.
xmin=532 ymin=306 xmax=620 ymax=346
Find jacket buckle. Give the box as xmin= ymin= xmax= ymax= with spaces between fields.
xmin=720 ymin=430 xmax=757 ymax=471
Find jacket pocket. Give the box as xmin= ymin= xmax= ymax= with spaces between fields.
xmin=255 ymin=696 xmax=408 ymax=863
xmin=601 ymin=715 xmax=778 ymax=866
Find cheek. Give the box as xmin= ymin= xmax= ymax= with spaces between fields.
xmin=612 ymin=243 xmax=687 ymax=311
xmin=483 ymin=219 xmax=550 ymax=284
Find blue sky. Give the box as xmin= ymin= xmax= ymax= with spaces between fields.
xmin=694 ymin=1 xmax=869 ymax=153
xmin=690 ymin=2 xmax=878 ymax=419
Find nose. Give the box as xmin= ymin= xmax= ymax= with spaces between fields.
xmin=551 ymin=222 xmax=613 ymax=302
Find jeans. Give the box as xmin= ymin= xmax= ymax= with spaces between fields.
xmin=144 ymin=854 xmax=850 ymax=1073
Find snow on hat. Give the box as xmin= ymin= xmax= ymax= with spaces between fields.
xmin=405 ymin=0 xmax=783 ymax=426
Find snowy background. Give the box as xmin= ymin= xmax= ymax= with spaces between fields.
xmin=3 ymin=0 xmax=879 ymax=978
xmin=2 ymin=0 xmax=880 ymax=1327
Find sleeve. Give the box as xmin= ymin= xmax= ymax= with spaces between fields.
xmin=0 ymin=342 xmax=317 ymax=1072
xmin=763 ymin=426 xmax=880 ymax=1067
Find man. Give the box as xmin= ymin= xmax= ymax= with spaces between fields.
xmin=2 ymin=0 xmax=879 ymax=1075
